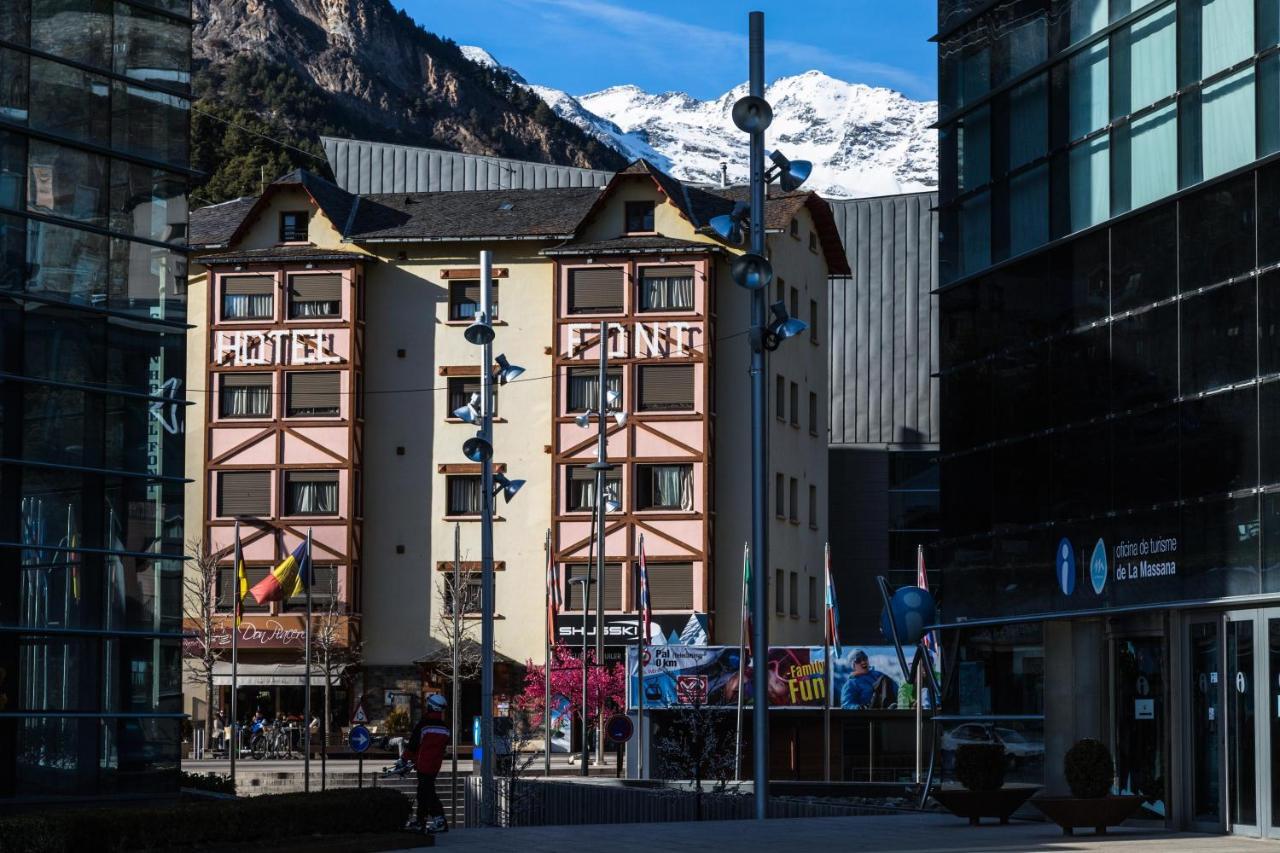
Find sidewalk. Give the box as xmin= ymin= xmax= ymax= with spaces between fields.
xmin=392 ymin=813 xmax=1270 ymax=853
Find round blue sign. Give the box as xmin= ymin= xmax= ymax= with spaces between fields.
xmin=1090 ymin=538 xmax=1108 ymax=595
xmin=348 ymin=724 xmax=371 ymax=753
xmin=1056 ymin=538 xmax=1076 ymax=596
xmin=606 ymin=714 xmax=634 ymax=744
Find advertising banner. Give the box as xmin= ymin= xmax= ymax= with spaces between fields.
xmin=628 ymin=646 xmax=828 ymax=709
xmin=554 ymin=612 xmax=709 ymax=646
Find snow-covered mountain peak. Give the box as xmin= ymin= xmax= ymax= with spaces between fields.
xmin=460 ymin=48 xmax=937 ymax=198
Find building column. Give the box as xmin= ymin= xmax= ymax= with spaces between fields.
xmin=1043 ymin=618 xmax=1106 ymax=795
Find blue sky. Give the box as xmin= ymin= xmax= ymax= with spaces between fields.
xmin=394 ymin=0 xmax=938 ymax=101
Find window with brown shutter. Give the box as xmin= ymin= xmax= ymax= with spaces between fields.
xmin=287 ymin=371 xmax=340 ymax=417
xmin=217 ymin=471 xmax=270 ymax=517
xmin=638 ymin=364 xmax=694 ymax=411
xmin=221 ymin=275 xmax=274 ymax=320
xmin=449 ymin=280 xmax=499 ymax=321
xmin=566 ymin=563 xmax=622 ymax=610
xmin=219 ymin=565 xmax=270 ymax=612
xmin=285 ymin=470 xmax=339 ymax=515
xmin=289 ymin=274 xmax=341 ymax=318
xmin=569 ymin=268 xmax=623 ymax=314
xmin=645 ymin=562 xmax=693 ymax=610
xmin=220 ymin=373 xmax=272 ymax=418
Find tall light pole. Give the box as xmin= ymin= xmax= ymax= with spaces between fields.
xmin=571 ymin=574 xmax=591 ymax=776
xmin=459 ymin=251 xmax=525 ymax=825
xmin=589 ymin=320 xmax=612 ymax=768
xmin=713 ymin=11 xmax=813 ymax=821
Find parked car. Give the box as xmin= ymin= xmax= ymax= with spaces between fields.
xmin=941 ymin=723 xmax=1044 ymax=768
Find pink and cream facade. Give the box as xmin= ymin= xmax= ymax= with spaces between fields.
xmin=183 ymin=161 xmax=846 ymax=726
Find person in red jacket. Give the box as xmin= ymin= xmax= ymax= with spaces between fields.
xmin=406 ymin=693 xmax=450 ymax=832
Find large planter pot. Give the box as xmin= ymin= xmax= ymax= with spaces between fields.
xmin=931 ymin=785 xmax=1040 ymax=825
xmin=1030 ymin=794 xmax=1144 ymax=835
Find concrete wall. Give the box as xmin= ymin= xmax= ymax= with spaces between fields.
xmin=1043 ymin=618 xmax=1107 ymax=795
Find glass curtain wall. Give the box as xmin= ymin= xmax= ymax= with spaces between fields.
xmin=939 ymin=0 xmax=1280 ymax=282
xmin=0 ymin=0 xmax=190 ymax=798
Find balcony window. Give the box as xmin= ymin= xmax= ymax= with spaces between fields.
xmin=639 ymin=266 xmax=694 ymax=311
xmin=279 ymin=210 xmax=307 ymax=243
xmin=221 ymin=275 xmax=273 ymax=320
xmin=285 ymin=471 xmax=338 ymax=515
xmin=635 ymin=464 xmax=693 ymax=511
xmin=288 ymin=274 xmax=341 ymax=319
xmin=219 ymin=373 xmax=271 ymax=418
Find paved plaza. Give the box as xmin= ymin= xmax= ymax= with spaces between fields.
xmin=393 ymin=813 xmax=1274 ymax=852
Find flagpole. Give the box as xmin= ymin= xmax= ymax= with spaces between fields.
xmin=636 ymin=534 xmax=646 ymax=781
xmin=734 ymin=543 xmax=748 ymax=782
xmin=915 ymin=544 xmax=924 ymax=784
xmin=544 ymin=528 xmax=552 ymax=778
xmin=822 ymin=542 xmax=831 ymax=783
xmin=304 ymin=528 xmax=313 ymax=793
xmin=230 ymin=522 xmax=240 ymax=788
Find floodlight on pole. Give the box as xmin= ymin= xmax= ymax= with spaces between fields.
xmin=766 ymin=150 xmax=813 ymax=192
xmin=494 ymin=353 xmax=525 ymax=385
xmin=605 ymin=388 xmax=621 ymax=409
xmin=464 ymin=311 xmax=495 ymax=346
xmin=453 ymin=392 xmax=480 ymax=423
xmin=731 ymin=94 xmax=773 ymax=133
xmin=492 ymin=472 xmax=525 ymax=503
xmin=463 ymin=431 xmax=492 ymax=462
xmin=604 ymin=495 xmax=622 ymax=513
xmin=709 ymin=201 xmax=750 ymax=245
xmin=730 ymin=252 xmax=774 ymax=291
xmin=575 ymin=413 xmax=591 ymax=429
xmin=768 ymin=301 xmax=807 ymax=340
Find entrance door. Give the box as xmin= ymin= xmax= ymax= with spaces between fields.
xmin=1188 ymin=618 xmax=1223 ymax=831
xmin=1225 ymin=612 xmax=1259 ymax=835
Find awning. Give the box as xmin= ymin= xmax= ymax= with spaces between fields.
xmin=212 ymin=662 xmax=326 ymax=687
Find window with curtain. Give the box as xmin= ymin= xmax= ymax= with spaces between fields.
xmin=219 ymin=373 xmax=271 ymax=418
xmin=1069 ymin=135 xmax=1110 ymax=232
xmin=446 ymin=475 xmax=482 ymax=515
xmin=288 ymin=274 xmax=341 ymax=318
xmin=285 ymin=471 xmax=338 ymax=515
xmin=1068 ymin=39 xmax=1109 ymax=141
xmin=636 ymin=464 xmax=693 ymax=511
xmin=221 ymin=275 xmax=273 ymax=320
xmin=1202 ymin=67 xmax=1256 ymax=180
xmin=567 ymin=367 xmax=622 ymax=412
xmin=638 ymin=266 xmax=695 ymax=311
xmin=448 ymin=280 xmax=498 ymax=321
xmin=566 ymin=466 xmax=622 ymax=511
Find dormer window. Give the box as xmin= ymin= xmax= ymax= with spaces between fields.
xmin=624 ymin=200 xmax=656 ymax=233
xmin=279 ymin=210 xmax=308 ymax=243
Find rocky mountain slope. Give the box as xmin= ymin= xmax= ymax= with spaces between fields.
xmin=190 ymin=0 xmax=625 ymax=202
xmin=464 ymin=46 xmax=937 ymax=199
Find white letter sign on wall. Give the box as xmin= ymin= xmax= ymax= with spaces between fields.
xmin=568 ymin=322 xmax=694 ymax=360
xmin=215 ymin=330 xmax=344 ymax=367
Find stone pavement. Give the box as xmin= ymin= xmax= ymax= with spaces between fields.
xmin=391 ymin=813 xmax=1274 ymax=852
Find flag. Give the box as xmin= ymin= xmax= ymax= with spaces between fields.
xmin=546 ymin=540 xmax=560 ymax=642
xmin=741 ymin=544 xmax=753 ymax=658
xmin=234 ymin=527 xmax=248 ymax=628
xmin=824 ymin=544 xmax=841 ymax=658
xmin=917 ymin=544 xmax=935 ymax=653
xmin=250 ymin=541 xmax=309 ymax=605
xmin=66 ymin=508 xmax=80 ymax=603
xmin=637 ymin=534 xmax=652 ymax=645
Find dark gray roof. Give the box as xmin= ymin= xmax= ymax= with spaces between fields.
xmin=346 ymin=187 xmax=603 ymax=242
xmin=198 ymin=247 xmax=369 ymax=265
xmin=189 ymin=196 xmax=257 ymax=249
xmin=542 ymin=236 xmax=723 ymax=256
xmin=323 ymin=136 xmax=613 ymax=195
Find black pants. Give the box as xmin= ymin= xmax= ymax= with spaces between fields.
xmin=416 ymin=771 xmax=443 ymax=821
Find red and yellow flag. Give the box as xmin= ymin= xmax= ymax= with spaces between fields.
xmin=249 ymin=541 xmax=310 ymax=605
xmin=234 ymin=528 xmax=248 ymax=628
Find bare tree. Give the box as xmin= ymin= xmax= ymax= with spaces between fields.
xmin=182 ymin=538 xmax=225 ymax=749
xmin=422 ymin=564 xmax=483 ymax=687
xmin=654 ymin=699 xmax=742 ymax=820
xmin=308 ymin=573 xmax=363 ymax=751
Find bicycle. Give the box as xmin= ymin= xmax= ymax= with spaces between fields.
xmin=249 ymin=720 xmax=295 ymax=760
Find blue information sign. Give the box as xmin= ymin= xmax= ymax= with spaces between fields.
xmin=348 ymin=724 xmax=371 ymax=753
xmin=606 ymin=714 xmax=634 ymax=744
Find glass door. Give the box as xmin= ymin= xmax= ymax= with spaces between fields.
xmin=1226 ymin=612 xmax=1259 ymax=835
xmin=1114 ymin=637 xmax=1166 ymax=819
xmin=1188 ymin=618 xmax=1223 ymax=830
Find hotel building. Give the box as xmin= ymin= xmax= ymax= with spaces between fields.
xmin=185 ymin=158 xmax=847 ymax=732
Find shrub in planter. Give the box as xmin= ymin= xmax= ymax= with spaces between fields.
xmin=180 ymin=770 xmax=235 ymax=795
xmin=1064 ymin=738 xmax=1113 ymax=799
xmin=955 ymin=743 xmax=1007 ymax=791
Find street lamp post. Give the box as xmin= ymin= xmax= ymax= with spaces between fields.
xmin=589 ymin=321 xmax=612 ymax=768
xmin=570 ymin=574 xmax=591 ymax=775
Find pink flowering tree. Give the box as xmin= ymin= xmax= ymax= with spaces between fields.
xmin=516 ymin=643 xmax=626 ymax=724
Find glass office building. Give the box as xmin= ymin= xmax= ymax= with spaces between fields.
xmin=938 ymin=0 xmax=1280 ymax=835
xmin=0 ymin=0 xmax=190 ymax=798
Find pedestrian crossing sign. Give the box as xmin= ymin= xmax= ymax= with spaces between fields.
xmin=352 ymin=703 xmax=368 ymax=724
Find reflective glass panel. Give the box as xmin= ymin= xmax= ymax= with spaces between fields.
xmin=108 ymin=238 xmax=187 ymax=320
xmin=1181 ymin=387 xmax=1258 ymax=499
xmin=110 ymin=82 xmax=189 ymax=166
xmin=1112 ymin=304 xmax=1178 ymax=409
xmin=0 ymin=48 xmax=27 ymax=125
xmin=1009 ymin=165 xmax=1049 ymax=255
xmin=1180 ymin=175 xmax=1255 ymax=292
xmin=26 ymin=140 xmax=108 ymax=228
xmin=960 ymin=191 xmax=991 ymax=275
xmin=1202 ymin=67 xmax=1256 ymax=180
xmin=1202 ymin=0 xmax=1254 ymax=77
xmin=959 ymin=105 xmax=990 ymax=191
xmin=1113 ymin=3 xmax=1176 ymax=115
xmin=1070 ymin=0 xmax=1108 ymax=44
xmin=1069 ymin=40 xmax=1109 ymax=139
xmin=1009 ymin=74 xmax=1048 ymax=169
xmin=31 ymin=0 xmax=111 ymax=69
xmin=1181 ymin=278 xmax=1257 ymax=394
xmin=1112 ymin=202 xmax=1176 ymax=312
xmin=1115 ymin=103 xmax=1177 ymax=213
xmin=1112 ymin=404 xmax=1179 ymax=509
xmin=1069 ymin=135 xmax=1109 ymax=231
xmin=112 ymin=2 xmax=191 ymax=93
xmin=28 ymin=57 xmax=109 ymax=146
xmin=25 ymin=218 xmax=109 ymax=306
xmin=109 ymin=160 xmax=188 ymax=244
